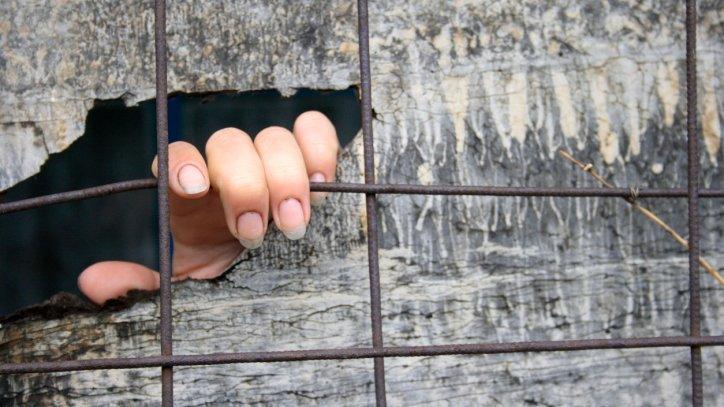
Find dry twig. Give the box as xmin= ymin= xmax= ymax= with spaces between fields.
xmin=558 ymin=149 xmax=723 ymax=285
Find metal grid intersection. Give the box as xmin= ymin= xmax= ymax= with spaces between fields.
xmin=0 ymin=1 xmax=722 ymax=406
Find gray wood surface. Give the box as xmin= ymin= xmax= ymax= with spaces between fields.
xmin=1 ymin=1 xmax=722 ymax=405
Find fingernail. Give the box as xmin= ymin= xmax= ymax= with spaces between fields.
xmin=236 ymin=212 xmax=264 ymax=249
xmin=309 ymin=172 xmax=329 ymax=206
xmin=278 ymin=198 xmax=306 ymax=240
xmin=178 ymin=164 xmax=208 ymax=194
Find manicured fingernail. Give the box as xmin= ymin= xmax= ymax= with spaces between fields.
xmin=178 ymin=164 xmax=208 ymax=194
xmin=278 ymin=198 xmax=306 ymax=240
xmin=309 ymin=172 xmax=328 ymax=206
xmin=236 ymin=212 xmax=264 ymax=249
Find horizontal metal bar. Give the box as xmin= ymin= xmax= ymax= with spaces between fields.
xmin=2 ymin=179 xmax=723 ymax=215
xmin=312 ymin=183 xmax=724 ymax=198
xmin=0 ymin=179 xmax=157 ymax=214
xmin=1 ymin=335 xmax=722 ymax=375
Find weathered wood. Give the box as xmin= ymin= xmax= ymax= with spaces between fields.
xmin=1 ymin=0 xmax=723 ymax=405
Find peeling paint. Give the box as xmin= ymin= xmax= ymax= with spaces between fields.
xmin=443 ymin=76 xmax=470 ymax=155
xmin=588 ymin=68 xmax=620 ymax=165
xmin=482 ymin=71 xmax=509 ymax=151
xmin=702 ymin=59 xmax=721 ymax=165
xmin=619 ymin=59 xmax=643 ymax=157
xmin=2 ymin=1 xmax=724 ymax=403
xmin=506 ymin=71 xmax=529 ymax=145
xmin=656 ymin=61 xmax=680 ymax=128
xmin=551 ymin=70 xmax=582 ymax=150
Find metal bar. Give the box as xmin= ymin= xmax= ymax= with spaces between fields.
xmin=0 ymin=4 xmax=716 ymax=406
xmin=1 ymin=336 xmax=722 ymax=375
xmin=154 ymin=0 xmax=173 ymax=405
xmin=309 ymin=184 xmax=724 ymax=198
xmin=356 ymin=0 xmax=387 ymax=405
xmin=0 ymin=179 xmax=157 ymax=215
xmin=2 ymin=181 xmax=723 ymax=216
xmin=685 ymin=1 xmax=702 ymax=405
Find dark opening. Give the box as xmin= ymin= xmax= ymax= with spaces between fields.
xmin=0 ymin=87 xmax=361 ymax=316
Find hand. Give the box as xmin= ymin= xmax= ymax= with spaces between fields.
xmin=78 ymin=111 xmax=339 ymax=305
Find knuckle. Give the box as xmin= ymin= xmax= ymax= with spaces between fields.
xmin=206 ymin=127 xmax=249 ymax=152
xmin=254 ymin=126 xmax=293 ymax=148
xmin=169 ymin=140 xmax=195 ymax=151
xmin=294 ymin=111 xmax=335 ymax=136
xmin=295 ymin=110 xmax=328 ymax=126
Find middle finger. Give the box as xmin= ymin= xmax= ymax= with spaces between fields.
xmin=206 ymin=127 xmax=269 ymax=249
xmin=254 ymin=126 xmax=311 ymax=240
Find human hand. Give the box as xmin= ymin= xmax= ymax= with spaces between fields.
xmin=78 ymin=111 xmax=339 ymax=304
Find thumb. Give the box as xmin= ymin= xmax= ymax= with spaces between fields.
xmin=78 ymin=261 xmax=160 ymax=305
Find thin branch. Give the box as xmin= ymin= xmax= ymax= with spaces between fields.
xmin=558 ymin=149 xmax=723 ymax=285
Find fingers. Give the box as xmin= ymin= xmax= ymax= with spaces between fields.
xmin=148 ymin=112 xmax=337 ymax=251
xmin=152 ymin=141 xmax=210 ymax=199
xmin=206 ymin=128 xmax=269 ymax=249
xmin=254 ymin=126 xmax=310 ymax=240
xmin=78 ymin=261 xmax=160 ymax=305
xmin=293 ymin=111 xmax=339 ymax=205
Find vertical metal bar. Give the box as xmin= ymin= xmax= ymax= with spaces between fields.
xmin=357 ymin=0 xmax=387 ymax=405
xmin=154 ymin=0 xmax=173 ymax=405
xmin=685 ymin=1 xmax=703 ymax=406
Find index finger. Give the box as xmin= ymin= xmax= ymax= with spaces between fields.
xmin=292 ymin=111 xmax=339 ymax=205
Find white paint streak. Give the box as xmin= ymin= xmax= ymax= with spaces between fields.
xmin=415 ymin=196 xmax=433 ymax=232
xmin=619 ymin=59 xmax=643 ymax=157
xmin=655 ymin=62 xmax=679 ymax=128
xmin=702 ymin=60 xmax=721 ymax=165
xmin=442 ymin=76 xmax=470 ymax=155
xmin=588 ymin=68 xmax=620 ymax=164
xmin=433 ymin=26 xmax=452 ymax=71
xmin=551 ymin=70 xmax=582 ymax=149
xmin=506 ymin=71 xmax=529 ymax=144
xmin=483 ymin=71 xmax=510 ymax=152
xmin=417 ymin=162 xmax=434 ymax=184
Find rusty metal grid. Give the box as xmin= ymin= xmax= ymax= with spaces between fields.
xmin=0 ymin=1 xmax=722 ymax=406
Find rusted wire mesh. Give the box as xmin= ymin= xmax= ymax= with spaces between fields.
xmin=0 ymin=1 xmax=722 ymax=406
